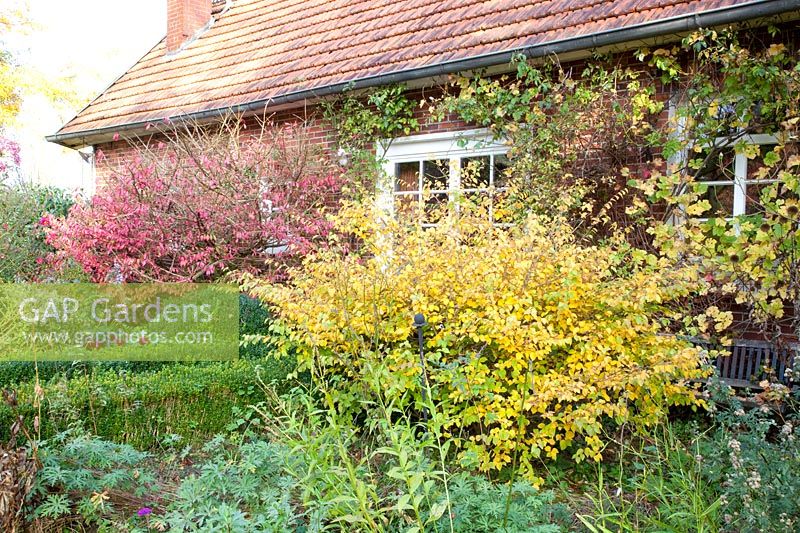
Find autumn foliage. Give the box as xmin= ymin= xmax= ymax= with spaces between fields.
xmin=47 ymin=120 xmax=347 ymax=281
xmin=636 ymin=31 xmax=800 ymax=343
xmin=250 ymin=201 xmax=709 ymax=478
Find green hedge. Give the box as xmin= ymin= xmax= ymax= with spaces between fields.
xmin=0 ymin=356 xmax=297 ymax=450
xmin=0 ymin=294 xmax=291 ymax=448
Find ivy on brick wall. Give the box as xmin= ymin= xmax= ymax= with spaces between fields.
xmin=326 ymin=29 xmax=800 ymax=345
xmin=322 ymin=84 xmax=420 ymax=152
xmin=633 ymin=28 xmax=800 ymax=344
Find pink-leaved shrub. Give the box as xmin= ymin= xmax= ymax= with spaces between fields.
xmin=47 ymin=119 xmax=347 ymax=281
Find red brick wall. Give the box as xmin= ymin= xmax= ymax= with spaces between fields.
xmin=94 ymin=107 xmax=337 ymax=186
xmin=93 ymin=61 xmax=661 ymax=194
xmin=92 ymin=84 xmax=483 ymax=185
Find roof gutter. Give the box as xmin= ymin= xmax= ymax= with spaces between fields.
xmin=47 ymin=0 xmax=800 ymax=148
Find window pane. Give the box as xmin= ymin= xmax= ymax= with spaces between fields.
xmin=395 ymin=162 xmax=419 ymax=192
xmin=393 ymin=151 xmax=510 ymax=225
xmin=745 ymin=182 xmax=780 ymax=215
xmin=493 ymin=154 xmax=511 ymax=188
xmin=461 ymin=156 xmax=490 ymax=189
xmin=423 ymin=160 xmax=449 ymax=191
xmin=698 ymin=183 xmax=735 ymax=216
xmin=694 ymin=148 xmax=735 ymax=182
xmin=424 ymin=193 xmax=448 ymax=223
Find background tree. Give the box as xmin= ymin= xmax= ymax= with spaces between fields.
xmin=0 ymin=2 xmax=81 ymax=184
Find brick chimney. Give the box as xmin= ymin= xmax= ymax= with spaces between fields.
xmin=167 ymin=0 xmax=212 ymax=53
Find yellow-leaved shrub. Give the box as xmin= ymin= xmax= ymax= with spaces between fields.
xmin=249 ymin=201 xmax=709 ymax=477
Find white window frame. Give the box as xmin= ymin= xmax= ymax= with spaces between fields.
xmin=377 ymin=129 xmax=508 ymax=224
xmin=668 ymin=98 xmax=781 ymax=219
xmin=691 ymin=133 xmax=779 ymax=219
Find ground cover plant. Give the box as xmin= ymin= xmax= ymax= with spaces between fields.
xmin=17 ymin=389 xmax=574 ymax=532
xmin=0 ymin=359 xmax=280 ymax=449
xmin=11 ymin=380 xmax=799 ymax=532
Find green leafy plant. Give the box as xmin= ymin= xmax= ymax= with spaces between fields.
xmin=251 ymin=384 xmax=570 ymax=532
xmin=154 ymin=437 xmax=299 ymax=532
xmin=30 ymin=429 xmax=155 ymax=529
xmin=429 ymin=57 xmax=662 ymax=236
xmin=441 ymin=473 xmax=568 ymax=533
xmin=578 ymin=421 xmax=720 ymax=533
xmin=322 ymin=84 xmax=420 ymax=152
xmin=0 ymin=182 xmax=75 ymax=281
xmin=700 ymin=382 xmax=800 ymax=532
xmin=255 ymin=389 xmax=387 ymax=531
xmin=636 ymin=29 xmax=800 ymax=343
xmin=0 ymin=359 xmax=296 ymax=449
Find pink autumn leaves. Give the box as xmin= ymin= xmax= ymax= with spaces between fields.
xmin=46 ymin=122 xmax=346 ymax=282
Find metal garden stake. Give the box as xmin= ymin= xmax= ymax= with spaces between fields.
xmin=413 ymin=313 xmax=430 ymax=420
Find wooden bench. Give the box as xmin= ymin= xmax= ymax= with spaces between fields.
xmin=709 ymin=340 xmax=797 ymax=389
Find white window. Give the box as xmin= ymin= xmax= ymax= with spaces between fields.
xmin=379 ymin=130 xmax=509 ymax=225
xmin=668 ymin=98 xmax=782 ymax=219
xmin=690 ymin=133 xmax=779 ymax=218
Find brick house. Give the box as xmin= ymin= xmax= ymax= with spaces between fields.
xmin=48 ymin=0 xmax=799 ymax=183
xmin=48 ymin=0 xmax=800 ymax=384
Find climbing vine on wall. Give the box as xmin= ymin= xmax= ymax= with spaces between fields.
xmin=427 ymin=55 xmax=664 ymax=238
xmin=633 ymin=28 xmax=800 ymax=344
xmin=322 ymin=84 xmax=420 ymax=153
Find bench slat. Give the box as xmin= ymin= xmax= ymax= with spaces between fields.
xmin=705 ymin=340 xmax=797 ymax=389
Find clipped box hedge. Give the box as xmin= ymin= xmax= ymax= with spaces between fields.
xmin=0 ymin=295 xmax=295 ymax=448
xmin=0 ymin=357 xmax=296 ymax=449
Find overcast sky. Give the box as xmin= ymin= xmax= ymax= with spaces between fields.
xmin=12 ymin=0 xmax=166 ymax=190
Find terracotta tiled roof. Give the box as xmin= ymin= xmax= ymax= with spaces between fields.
xmin=52 ymin=0 xmax=796 ymax=143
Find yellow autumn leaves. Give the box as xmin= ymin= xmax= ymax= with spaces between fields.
xmin=249 ymin=202 xmax=709 ymax=479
